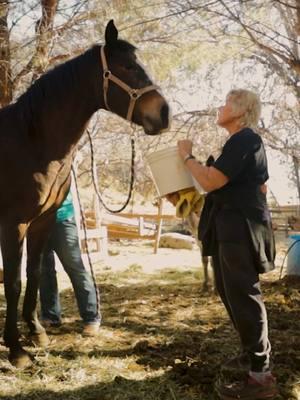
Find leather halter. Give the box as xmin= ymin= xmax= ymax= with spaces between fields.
xmin=100 ymin=46 xmax=159 ymax=121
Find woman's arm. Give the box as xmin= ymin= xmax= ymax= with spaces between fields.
xmin=178 ymin=140 xmax=229 ymax=192
xmin=185 ymin=159 xmax=229 ymax=192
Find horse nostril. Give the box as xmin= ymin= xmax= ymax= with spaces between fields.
xmin=160 ymin=104 xmax=169 ymax=127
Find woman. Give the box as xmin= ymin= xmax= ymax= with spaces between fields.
xmin=178 ymin=89 xmax=277 ymax=399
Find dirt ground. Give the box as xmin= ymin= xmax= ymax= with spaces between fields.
xmin=0 ymin=231 xmax=300 ymax=399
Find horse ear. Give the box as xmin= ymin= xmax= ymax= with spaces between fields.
xmin=105 ymin=20 xmax=118 ymax=46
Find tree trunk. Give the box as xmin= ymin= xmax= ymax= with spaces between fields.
xmin=31 ymin=0 xmax=58 ymax=81
xmin=0 ymin=0 xmax=12 ymax=106
xmin=293 ymin=155 xmax=300 ymax=205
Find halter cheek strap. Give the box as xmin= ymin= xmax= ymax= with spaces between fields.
xmin=100 ymin=46 xmax=159 ymax=121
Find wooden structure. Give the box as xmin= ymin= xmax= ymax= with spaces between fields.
xmin=73 ymin=183 xmax=300 ymax=258
xmin=79 ymin=198 xmax=179 ymax=255
xmin=79 ymin=225 xmax=108 ymax=259
xmin=77 ymin=196 xmax=300 ymax=259
xmin=270 ymin=205 xmax=300 ymax=235
xmin=72 ymin=188 xmax=109 ymax=260
xmin=102 ymin=206 xmax=178 ymax=253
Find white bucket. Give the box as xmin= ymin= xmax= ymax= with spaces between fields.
xmin=146 ymin=146 xmax=195 ymax=197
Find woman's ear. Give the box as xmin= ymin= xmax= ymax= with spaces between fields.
xmin=105 ymin=20 xmax=118 ymax=46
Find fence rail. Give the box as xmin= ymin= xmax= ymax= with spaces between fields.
xmin=270 ymin=205 xmax=300 ymax=234
xmin=78 ymin=202 xmax=300 ymax=258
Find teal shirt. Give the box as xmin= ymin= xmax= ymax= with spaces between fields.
xmin=56 ymin=190 xmax=75 ymax=222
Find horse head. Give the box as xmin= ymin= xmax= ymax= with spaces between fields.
xmin=101 ymin=20 xmax=170 ymax=135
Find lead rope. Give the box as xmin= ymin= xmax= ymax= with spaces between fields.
xmin=87 ymin=127 xmax=136 ymax=213
xmin=71 ymin=127 xmax=136 ymax=319
xmin=71 ymin=166 xmax=101 ymax=319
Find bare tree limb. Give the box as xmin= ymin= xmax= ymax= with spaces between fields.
xmin=12 ymin=0 xmax=58 ymax=89
xmin=219 ymin=0 xmax=300 ymax=75
xmin=0 ymin=0 xmax=12 ymax=106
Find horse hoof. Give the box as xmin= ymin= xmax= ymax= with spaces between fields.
xmin=30 ymin=332 xmax=50 ymax=347
xmin=9 ymin=349 xmax=32 ymax=368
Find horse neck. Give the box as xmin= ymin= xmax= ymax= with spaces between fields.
xmin=22 ymin=46 xmax=103 ymax=161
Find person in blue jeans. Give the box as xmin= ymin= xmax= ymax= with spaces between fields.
xmin=39 ymin=189 xmax=101 ymax=337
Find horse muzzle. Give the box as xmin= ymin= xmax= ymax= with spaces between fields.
xmin=139 ymin=100 xmax=171 ymax=135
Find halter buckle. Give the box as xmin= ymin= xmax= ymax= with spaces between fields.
xmin=130 ymin=90 xmax=139 ymax=99
xmin=103 ymin=70 xmax=111 ymax=79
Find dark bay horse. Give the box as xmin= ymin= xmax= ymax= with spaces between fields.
xmin=0 ymin=20 xmax=170 ymax=368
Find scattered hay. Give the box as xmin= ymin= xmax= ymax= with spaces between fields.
xmin=0 ymin=240 xmax=299 ymax=399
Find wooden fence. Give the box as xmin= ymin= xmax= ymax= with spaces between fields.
xmin=270 ymin=205 xmax=300 ymax=234
xmin=77 ymin=194 xmax=300 ymax=260
xmin=75 ymin=195 xmax=177 ymax=258
xmin=83 ymin=199 xmax=179 ymax=254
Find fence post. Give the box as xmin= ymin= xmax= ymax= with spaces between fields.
xmin=154 ymin=198 xmax=163 ymax=254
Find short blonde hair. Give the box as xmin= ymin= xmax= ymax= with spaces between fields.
xmin=227 ymin=89 xmax=261 ymax=128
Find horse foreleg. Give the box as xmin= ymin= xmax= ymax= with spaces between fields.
xmin=1 ymin=224 xmax=31 ymax=368
xmin=22 ymin=216 xmax=55 ymax=347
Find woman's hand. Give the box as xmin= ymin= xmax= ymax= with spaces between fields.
xmin=178 ymin=140 xmax=193 ymax=159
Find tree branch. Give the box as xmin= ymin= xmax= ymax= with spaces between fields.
xmin=0 ymin=0 xmax=12 ymax=106
xmin=219 ymin=0 xmax=299 ymax=74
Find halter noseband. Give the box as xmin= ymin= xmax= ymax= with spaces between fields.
xmin=100 ymin=46 xmax=159 ymax=121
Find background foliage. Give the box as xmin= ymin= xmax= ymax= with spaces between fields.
xmin=0 ymin=0 xmax=299 ymax=206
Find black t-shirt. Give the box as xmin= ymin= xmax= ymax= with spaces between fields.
xmin=212 ymin=128 xmax=270 ymax=221
xmin=199 ymin=128 xmax=275 ymax=272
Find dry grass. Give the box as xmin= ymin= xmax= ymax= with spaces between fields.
xmin=0 ymin=235 xmax=299 ymax=399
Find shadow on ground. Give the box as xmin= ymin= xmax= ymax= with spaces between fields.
xmin=0 ymin=271 xmax=299 ymax=399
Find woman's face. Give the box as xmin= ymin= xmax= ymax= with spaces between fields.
xmin=217 ymin=96 xmax=240 ymax=128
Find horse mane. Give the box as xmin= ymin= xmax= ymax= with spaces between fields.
xmin=15 ymin=46 xmax=99 ymax=120
xmin=14 ymin=39 xmax=136 ymax=121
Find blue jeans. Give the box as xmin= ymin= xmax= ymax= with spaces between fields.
xmin=39 ymin=217 xmax=100 ymax=325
